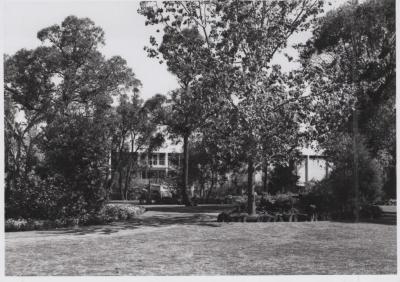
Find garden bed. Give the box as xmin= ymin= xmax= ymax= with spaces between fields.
xmin=5 ymin=203 xmax=146 ymax=232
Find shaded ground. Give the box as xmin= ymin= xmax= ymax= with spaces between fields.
xmin=5 ymin=204 xmax=397 ymax=275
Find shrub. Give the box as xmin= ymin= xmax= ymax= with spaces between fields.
xmin=5 ymin=204 xmax=146 ymax=232
xmin=5 ymin=218 xmax=67 ymax=232
xmin=268 ymin=164 xmax=299 ymax=194
xmin=82 ymin=204 xmax=146 ymax=225
xmin=5 ymin=174 xmax=63 ymax=220
xmin=360 ymin=205 xmax=382 ymax=219
xmin=5 ymin=219 xmax=30 ymax=232
xmin=39 ymin=114 xmax=111 ymax=218
xmin=301 ymin=134 xmax=386 ymax=219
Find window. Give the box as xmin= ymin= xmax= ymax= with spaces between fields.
xmin=150 ymin=154 xmax=158 ymax=166
xmin=159 ymin=153 xmax=165 ymax=165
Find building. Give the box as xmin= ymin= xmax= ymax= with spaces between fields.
xmin=133 ymin=139 xmax=182 ymax=186
xmin=112 ymin=132 xmax=330 ymax=199
xmin=295 ymin=148 xmax=330 ymax=187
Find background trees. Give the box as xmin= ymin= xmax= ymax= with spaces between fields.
xmin=299 ymin=0 xmax=395 ymax=213
xmin=139 ymin=2 xmax=220 ymax=205
xmin=205 ymin=0 xmax=323 ymax=214
xmin=4 ymin=16 xmax=140 ymax=219
xmin=110 ymin=93 xmax=165 ymax=200
xmin=139 ymin=0 xmax=324 ymax=213
xmin=4 ymin=1 xmax=394 ymax=221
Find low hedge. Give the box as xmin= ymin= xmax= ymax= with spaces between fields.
xmin=5 ymin=203 xmax=146 ymax=232
xmin=5 ymin=218 xmax=66 ymax=232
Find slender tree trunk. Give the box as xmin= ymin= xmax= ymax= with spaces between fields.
xmin=263 ymin=161 xmax=268 ymax=194
xmin=147 ymin=178 xmax=151 ymax=204
xmin=199 ymin=176 xmax=205 ymax=199
xmin=247 ymin=159 xmax=256 ymax=215
xmin=181 ymin=133 xmax=191 ymax=205
xmin=103 ymin=170 xmax=110 ymax=201
xmin=235 ymin=177 xmax=242 ymax=196
xmin=352 ymin=108 xmax=359 ymax=222
xmin=145 ymin=160 xmax=152 ymax=204
xmin=350 ymin=0 xmax=360 ymax=222
xmin=109 ymin=161 xmax=122 ymax=200
xmin=206 ymin=171 xmax=215 ymax=200
xmin=124 ymin=159 xmax=133 ymax=200
xmin=118 ymin=167 xmax=124 ymax=200
xmin=109 ymin=138 xmax=125 ymax=200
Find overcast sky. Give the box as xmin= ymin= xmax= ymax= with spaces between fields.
xmin=4 ymin=0 xmax=345 ymax=100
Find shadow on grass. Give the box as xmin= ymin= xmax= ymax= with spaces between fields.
xmin=330 ymin=219 xmax=396 ymax=226
xmin=145 ymin=204 xmax=234 ymax=213
xmin=40 ymin=207 xmax=227 ymax=236
xmin=37 ymin=204 xmax=396 ymax=237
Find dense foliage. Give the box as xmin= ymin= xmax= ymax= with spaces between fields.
xmin=4 ymin=0 xmax=394 ymax=224
xmin=110 ymin=93 xmax=164 ymax=201
xmin=5 ymin=16 xmax=140 ymax=220
xmin=139 ymin=0 xmax=324 ymax=213
xmin=298 ymin=0 xmax=395 ymax=215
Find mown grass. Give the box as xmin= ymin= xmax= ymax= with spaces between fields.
xmin=5 ymin=207 xmax=397 ymax=275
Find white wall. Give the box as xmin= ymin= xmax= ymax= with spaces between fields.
xmin=296 ymin=156 xmax=329 ymax=186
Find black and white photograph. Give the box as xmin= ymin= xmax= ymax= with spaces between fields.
xmin=1 ymin=0 xmax=398 ymax=278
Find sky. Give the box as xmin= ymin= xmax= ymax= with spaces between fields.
xmin=3 ymin=0 xmax=346 ymax=100
xmin=4 ymin=0 xmax=180 ymax=100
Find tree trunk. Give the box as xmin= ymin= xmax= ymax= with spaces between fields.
xmin=206 ymin=171 xmax=215 ymax=200
xmin=352 ymin=108 xmax=360 ymax=222
xmin=147 ymin=178 xmax=151 ymax=204
xmin=199 ymin=176 xmax=205 ymax=199
xmin=109 ymin=138 xmax=125 ymax=200
xmin=145 ymin=163 xmax=152 ymax=204
xmin=262 ymin=161 xmax=268 ymax=194
xmin=247 ymin=159 xmax=256 ymax=215
xmin=118 ymin=167 xmax=125 ymax=200
xmin=124 ymin=159 xmax=133 ymax=200
xmin=181 ymin=133 xmax=191 ymax=205
xmin=235 ymin=177 xmax=242 ymax=196
xmin=108 ymin=162 xmax=121 ymax=200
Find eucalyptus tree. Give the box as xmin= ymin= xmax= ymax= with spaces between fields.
xmin=4 ymin=16 xmax=141 ymax=218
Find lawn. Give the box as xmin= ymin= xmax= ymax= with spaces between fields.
xmin=5 ymin=206 xmax=397 ymax=275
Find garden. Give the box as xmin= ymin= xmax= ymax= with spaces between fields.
xmin=3 ymin=0 xmax=397 ymax=276
xmin=5 ymin=205 xmax=397 ymax=275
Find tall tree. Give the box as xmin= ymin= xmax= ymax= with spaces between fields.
xmin=298 ymin=0 xmax=396 ymax=206
xmin=4 ymin=16 xmax=140 ymax=219
xmin=139 ymin=2 xmax=220 ymax=205
xmin=139 ymin=1 xmax=324 ymax=213
xmin=157 ymin=87 xmax=209 ymax=205
xmin=210 ymin=0 xmax=323 ymax=214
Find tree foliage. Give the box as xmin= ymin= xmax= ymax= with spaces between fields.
xmin=110 ymin=93 xmax=165 ymax=200
xmin=4 ymin=16 xmax=141 ymax=219
xmin=316 ymin=133 xmax=384 ymax=216
xmin=139 ymin=0 xmax=324 ymax=213
xmin=299 ymin=0 xmax=395 ymax=200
